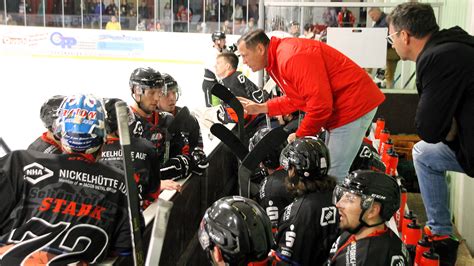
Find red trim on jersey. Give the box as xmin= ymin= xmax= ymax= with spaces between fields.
xmin=40 ymin=132 xmax=63 ymax=152
xmin=131 ymin=106 xmax=160 ymax=126
xmin=331 ymin=227 xmax=389 ymax=262
xmin=248 ymin=257 xmax=269 ymax=266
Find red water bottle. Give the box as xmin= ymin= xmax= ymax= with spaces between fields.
xmin=381 ymin=138 xmax=394 ymax=158
xmin=375 ymin=118 xmax=385 ymax=139
xmin=396 ymin=184 xmax=408 ymax=232
xmin=382 ymin=148 xmax=393 ymax=169
xmin=420 ymin=248 xmax=440 ymax=266
xmin=386 ymin=151 xmax=399 ymax=177
xmin=378 ymin=129 xmax=390 ymax=153
xmin=414 ymin=236 xmax=431 ymax=266
xmin=402 ymin=211 xmax=416 ymax=237
xmin=403 ymin=218 xmax=422 ymax=246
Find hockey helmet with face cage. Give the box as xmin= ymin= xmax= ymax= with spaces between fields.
xmin=103 ymin=98 xmax=135 ymax=134
xmin=57 ymin=94 xmax=106 ymax=154
xmin=333 ymin=170 xmax=400 ymax=222
xmin=279 ymin=136 xmax=330 ymax=179
xmin=198 ymin=196 xmax=273 ymax=265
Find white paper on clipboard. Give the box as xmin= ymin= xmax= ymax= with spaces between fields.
xmin=327 ymin=27 xmax=388 ymax=68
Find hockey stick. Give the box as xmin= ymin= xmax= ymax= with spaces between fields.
xmin=210 ymin=123 xmax=248 ymax=161
xmin=145 ymin=199 xmax=174 ymax=266
xmin=163 ymin=106 xmax=191 ymax=163
xmin=238 ymin=126 xmax=290 ymax=198
xmin=116 ymin=101 xmax=145 ymax=266
xmin=211 ymin=84 xmax=245 ymax=142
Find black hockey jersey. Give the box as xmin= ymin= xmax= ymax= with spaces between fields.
xmin=221 ymin=71 xmax=266 ymax=103
xmin=27 ymin=132 xmax=62 ymax=154
xmin=169 ymin=106 xmax=204 ymax=158
xmin=0 ymin=150 xmax=131 ymax=264
xmin=326 ymin=228 xmax=409 ymax=266
xmin=257 ymin=169 xmax=294 ymax=233
xmin=275 ymin=191 xmax=339 ymax=266
xmin=129 ymin=108 xmax=173 ymax=162
xmin=98 ymin=136 xmax=161 ymax=208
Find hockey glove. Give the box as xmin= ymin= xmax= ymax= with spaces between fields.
xmin=190 ymin=147 xmax=209 ymax=175
xmin=160 ymin=155 xmax=193 ymax=181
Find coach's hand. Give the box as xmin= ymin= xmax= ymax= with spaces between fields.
xmin=237 ymin=97 xmax=268 ymax=115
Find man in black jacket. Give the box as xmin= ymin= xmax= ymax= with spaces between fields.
xmin=388 ymin=3 xmax=474 ymax=265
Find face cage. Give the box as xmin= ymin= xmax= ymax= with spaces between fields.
xmin=332 ymin=185 xmax=375 ymax=211
xmin=162 ymin=84 xmax=181 ymax=101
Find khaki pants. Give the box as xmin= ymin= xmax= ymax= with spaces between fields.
xmin=385 ymin=48 xmax=400 ymax=88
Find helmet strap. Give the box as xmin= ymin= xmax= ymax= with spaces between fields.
xmin=347 ymin=208 xmax=385 ymax=234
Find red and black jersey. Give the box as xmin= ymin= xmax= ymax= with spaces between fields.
xmin=274 ymin=191 xmax=339 ymax=266
xmin=0 ymin=150 xmax=131 ymax=264
xmin=27 ymin=132 xmax=63 ymax=154
xmin=326 ymin=228 xmax=410 ymax=265
xmin=257 ymin=169 xmax=294 ymax=233
xmin=129 ymin=108 xmax=173 ymax=161
xmin=169 ymin=106 xmax=204 ymax=158
xmin=98 ymin=136 xmax=161 ymax=209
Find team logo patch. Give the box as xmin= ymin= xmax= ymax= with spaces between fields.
xmin=23 ymin=162 xmax=54 ymax=185
xmin=320 ymin=206 xmax=337 ymax=226
xmin=359 ymin=146 xmax=372 ymax=158
xmin=390 ymin=255 xmax=406 ymax=266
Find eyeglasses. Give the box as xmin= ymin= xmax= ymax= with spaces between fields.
xmin=386 ymin=31 xmax=399 ymax=45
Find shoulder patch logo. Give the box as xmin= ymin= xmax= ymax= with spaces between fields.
xmin=390 ymin=255 xmax=405 ymax=266
xmin=321 ymin=206 xmax=337 ymax=226
xmin=23 ymin=162 xmax=54 ymax=185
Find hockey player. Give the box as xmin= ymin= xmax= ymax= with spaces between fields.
xmin=198 ymin=196 xmax=274 ymax=266
xmin=250 ymin=127 xmax=293 ymax=234
xmin=27 ymin=95 xmax=65 ymax=154
xmin=273 ymin=136 xmax=340 ymax=265
xmin=327 ymin=170 xmax=409 ymax=265
xmin=128 ymin=67 xmax=204 ymax=180
xmin=99 ymin=98 xmax=181 ymax=210
xmin=0 ymin=94 xmax=132 ymax=264
xmin=203 ymin=31 xmax=228 ymax=107
xmin=159 ymin=73 xmax=204 ymax=157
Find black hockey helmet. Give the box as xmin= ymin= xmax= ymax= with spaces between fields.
xmin=279 ymin=136 xmax=330 ymax=179
xmin=333 ymin=170 xmax=400 ymax=222
xmin=162 ymin=73 xmax=181 ymax=100
xmin=40 ymin=95 xmax=65 ymax=131
xmin=198 ymin=196 xmax=273 ymax=265
xmin=249 ymin=127 xmax=288 ymax=169
xmin=211 ymin=31 xmax=226 ymax=41
xmin=104 ymin=98 xmax=135 ymax=134
xmin=129 ymin=67 xmax=164 ymax=93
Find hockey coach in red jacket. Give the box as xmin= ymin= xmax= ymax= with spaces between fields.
xmin=237 ymin=29 xmax=385 ymax=181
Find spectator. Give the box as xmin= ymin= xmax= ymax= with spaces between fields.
xmin=237 ymin=29 xmax=384 ymax=181
xmin=302 ymin=23 xmax=315 ymax=39
xmin=368 ymin=7 xmax=400 ymax=88
xmin=105 ymin=1 xmax=118 ymax=16
xmin=163 ymin=2 xmax=171 ymax=31
xmin=323 ymin=7 xmax=338 ymax=27
xmin=233 ymin=3 xmax=243 ymax=22
xmin=388 ymin=3 xmax=474 ymax=265
xmin=337 ymin=7 xmax=355 ymax=27
xmin=105 ymin=15 xmax=121 ymax=30
xmin=243 ymin=17 xmax=256 ymax=34
xmin=136 ymin=17 xmax=147 ymax=31
xmin=221 ymin=19 xmax=232 ymax=34
xmin=328 ymin=170 xmax=409 ymax=265
xmin=138 ymin=0 xmax=148 ymax=19
xmin=120 ymin=0 xmax=130 ymax=16
xmin=288 ymin=21 xmax=300 ymax=37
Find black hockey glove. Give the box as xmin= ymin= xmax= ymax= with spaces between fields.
xmin=160 ymin=155 xmax=193 ymax=181
xmin=190 ymin=147 xmax=209 ymax=175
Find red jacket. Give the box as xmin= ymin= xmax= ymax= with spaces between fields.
xmin=265 ymin=37 xmax=385 ymax=137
